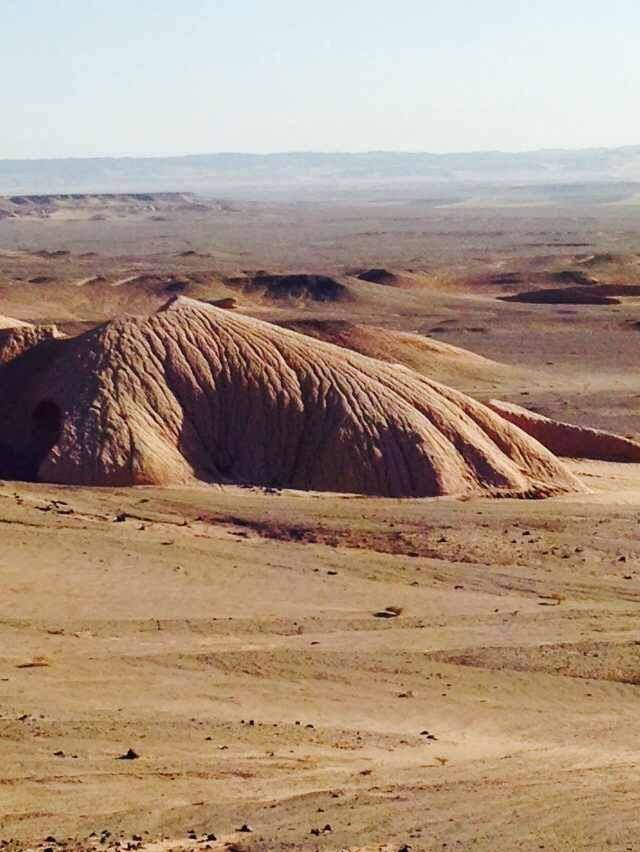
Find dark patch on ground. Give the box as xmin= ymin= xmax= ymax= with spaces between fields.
xmin=357 ymin=268 xmax=397 ymax=285
xmin=227 ymin=273 xmax=350 ymax=302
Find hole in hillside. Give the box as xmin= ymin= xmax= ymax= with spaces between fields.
xmin=0 ymin=400 xmax=62 ymax=481
xmin=30 ymin=400 xmax=62 ymax=473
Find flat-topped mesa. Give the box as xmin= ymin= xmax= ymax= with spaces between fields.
xmin=0 ymin=298 xmax=585 ymax=496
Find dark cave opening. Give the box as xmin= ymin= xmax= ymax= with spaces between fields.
xmin=0 ymin=399 xmax=62 ymax=482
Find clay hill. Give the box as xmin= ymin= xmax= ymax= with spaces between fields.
xmin=487 ymin=399 xmax=640 ymax=462
xmin=0 ymin=297 xmax=583 ymax=497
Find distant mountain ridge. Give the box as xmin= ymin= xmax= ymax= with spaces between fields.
xmin=2 ymin=146 xmax=640 ymax=196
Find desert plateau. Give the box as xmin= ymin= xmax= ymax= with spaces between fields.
xmin=2 ymin=181 xmax=640 ymax=852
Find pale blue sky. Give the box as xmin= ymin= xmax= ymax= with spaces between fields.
xmin=2 ymin=0 xmax=639 ymax=159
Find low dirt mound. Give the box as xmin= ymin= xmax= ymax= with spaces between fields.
xmin=208 ymin=297 xmax=238 ymax=309
xmin=279 ymin=320 xmax=512 ymax=389
xmin=578 ymin=252 xmax=639 ymax=268
xmin=500 ymin=287 xmax=620 ymax=305
xmin=357 ymin=268 xmax=398 ymax=285
xmin=551 ymin=270 xmax=599 ymax=286
xmin=28 ymin=275 xmax=57 ymax=284
xmin=0 ymin=298 xmax=583 ymax=497
xmin=487 ymin=400 xmax=640 ymax=462
xmin=430 ymin=640 xmax=640 ymax=684
xmin=226 ymin=273 xmax=350 ymax=303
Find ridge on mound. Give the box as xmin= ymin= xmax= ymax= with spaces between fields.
xmin=0 ymin=297 xmax=584 ymax=497
xmin=278 ymin=319 xmax=512 ymax=390
xmin=0 ymin=314 xmax=32 ymax=330
xmin=0 ymin=324 xmax=63 ymax=367
xmin=487 ymin=400 xmax=640 ymax=462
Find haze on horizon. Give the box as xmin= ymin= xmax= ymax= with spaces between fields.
xmin=3 ymin=0 xmax=640 ymax=161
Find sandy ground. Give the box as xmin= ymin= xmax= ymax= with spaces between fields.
xmin=2 ymin=198 xmax=640 ymax=850
xmin=2 ymin=461 xmax=640 ymax=851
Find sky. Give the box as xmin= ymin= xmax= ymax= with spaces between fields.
xmin=2 ymin=0 xmax=640 ymax=159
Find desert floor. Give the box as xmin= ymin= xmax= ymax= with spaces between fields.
xmin=2 ymin=195 xmax=640 ymax=850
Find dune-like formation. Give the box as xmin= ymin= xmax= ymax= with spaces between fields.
xmin=279 ymin=319 xmax=513 ymax=389
xmin=487 ymin=400 xmax=640 ymax=462
xmin=0 ymin=298 xmax=585 ymax=496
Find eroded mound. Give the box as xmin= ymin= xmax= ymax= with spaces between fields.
xmin=0 ymin=299 xmax=584 ymax=496
xmin=487 ymin=400 xmax=640 ymax=462
xmin=0 ymin=324 xmax=63 ymax=367
xmin=279 ymin=319 xmax=511 ymax=388
xmin=551 ymin=270 xmax=598 ymax=286
xmin=226 ymin=273 xmax=349 ymax=303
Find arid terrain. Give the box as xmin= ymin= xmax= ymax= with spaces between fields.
xmin=2 ymin=190 xmax=640 ymax=851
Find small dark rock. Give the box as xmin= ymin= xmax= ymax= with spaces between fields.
xmin=116 ymin=748 xmax=139 ymax=760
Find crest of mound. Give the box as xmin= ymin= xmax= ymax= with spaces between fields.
xmin=0 ymin=324 xmax=64 ymax=367
xmin=0 ymin=298 xmax=584 ymax=496
xmin=0 ymin=314 xmax=32 ymax=330
xmin=278 ymin=319 xmax=515 ymax=390
xmin=487 ymin=400 xmax=640 ymax=462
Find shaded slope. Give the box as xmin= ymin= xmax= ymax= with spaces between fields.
xmin=225 ymin=273 xmax=350 ymax=303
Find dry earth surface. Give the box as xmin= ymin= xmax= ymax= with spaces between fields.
xmin=2 ymin=194 xmax=640 ymax=850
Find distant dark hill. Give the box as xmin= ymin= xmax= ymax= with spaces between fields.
xmin=357 ymin=268 xmax=398 ymax=285
xmin=226 ymin=273 xmax=350 ymax=303
xmin=0 ymin=192 xmax=210 ymax=219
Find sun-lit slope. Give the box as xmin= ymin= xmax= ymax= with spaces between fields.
xmin=487 ymin=399 xmax=640 ymax=462
xmin=279 ymin=319 xmax=519 ymax=391
xmin=0 ymin=313 xmax=31 ymax=329
xmin=0 ymin=298 xmax=583 ymax=496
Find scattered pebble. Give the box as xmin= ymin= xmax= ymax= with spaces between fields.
xmin=116 ymin=748 xmax=139 ymax=760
